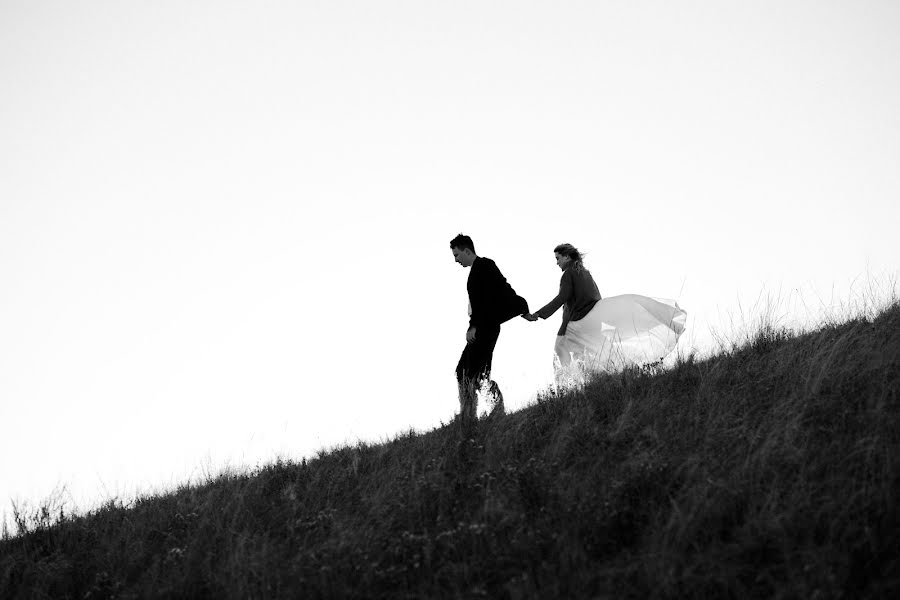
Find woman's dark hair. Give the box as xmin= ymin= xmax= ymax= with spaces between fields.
xmin=554 ymin=243 xmax=585 ymax=270
xmin=450 ymin=233 xmax=475 ymax=253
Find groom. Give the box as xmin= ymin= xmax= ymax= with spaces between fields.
xmin=450 ymin=234 xmax=529 ymax=430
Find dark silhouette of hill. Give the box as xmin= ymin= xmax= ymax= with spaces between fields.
xmin=2 ymin=302 xmax=898 ymax=599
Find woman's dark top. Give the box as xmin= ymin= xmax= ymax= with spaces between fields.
xmin=535 ymin=262 xmax=602 ymax=335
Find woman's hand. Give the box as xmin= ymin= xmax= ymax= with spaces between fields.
xmin=522 ymin=313 xmax=539 ymax=322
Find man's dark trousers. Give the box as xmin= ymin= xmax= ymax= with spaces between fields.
xmin=455 ymin=323 xmax=501 ymax=427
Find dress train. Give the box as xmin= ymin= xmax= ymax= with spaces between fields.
xmin=553 ymin=294 xmax=686 ymax=386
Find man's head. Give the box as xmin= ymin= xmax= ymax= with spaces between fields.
xmin=450 ymin=233 xmax=477 ymax=268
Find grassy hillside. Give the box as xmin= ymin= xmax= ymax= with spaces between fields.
xmin=2 ymin=302 xmax=898 ymax=599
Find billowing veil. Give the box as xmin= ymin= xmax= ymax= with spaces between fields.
xmin=553 ymin=294 xmax=686 ymax=387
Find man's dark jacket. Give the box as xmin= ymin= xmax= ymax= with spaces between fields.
xmin=467 ymin=256 xmax=529 ymax=329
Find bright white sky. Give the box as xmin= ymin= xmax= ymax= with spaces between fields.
xmin=2 ymin=1 xmax=899 ymax=525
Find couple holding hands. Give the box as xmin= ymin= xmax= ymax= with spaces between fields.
xmin=450 ymin=233 xmax=686 ymax=427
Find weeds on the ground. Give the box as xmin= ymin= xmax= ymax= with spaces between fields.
xmin=2 ymin=298 xmax=898 ymax=599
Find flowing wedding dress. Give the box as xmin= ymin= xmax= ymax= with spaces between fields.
xmin=552 ymin=294 xmax=686 ymax=386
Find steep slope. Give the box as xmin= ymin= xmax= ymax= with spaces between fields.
xmin=2 ymin=304 xmax=898 ymax=599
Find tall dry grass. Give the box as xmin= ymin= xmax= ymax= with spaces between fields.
xmin=2 ymin=297 xmax=898 ymax=599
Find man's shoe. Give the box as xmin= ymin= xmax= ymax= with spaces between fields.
xmin=487 ymin=380 xmax=505 ymax=417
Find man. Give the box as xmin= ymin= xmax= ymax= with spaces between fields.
xmin=450 ymin=233 xmax=529 ymax=429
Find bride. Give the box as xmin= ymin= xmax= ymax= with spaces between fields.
xmin=524 ymin=243 xmax=686 ymax=385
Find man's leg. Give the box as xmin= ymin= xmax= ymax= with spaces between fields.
xmin=458 ymin=376 xmax=478 ymax=428
xmin=478 ymin=325 xmax=502 ymax=417
xmin=456 ymin=349 xmax=479 ymax=434
xmin=487 ymin=379 xmax=505 ymax=416
xmin=455 ymin=325 xmax=500 ymax=429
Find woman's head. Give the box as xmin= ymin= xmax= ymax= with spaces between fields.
xmin=553 ymin=243 xmax=584 ymax=271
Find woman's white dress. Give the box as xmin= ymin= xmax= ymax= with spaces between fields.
xmin=553 ymin=294 xmax=686 ymax=386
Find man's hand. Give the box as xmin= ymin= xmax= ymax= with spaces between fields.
xmin=466 ymin=327 xmax=477 ymax=343
xmin=522 ymin=313 xmax=538 ymax=322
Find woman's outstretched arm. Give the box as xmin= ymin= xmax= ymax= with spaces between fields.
xmin=534 ymin=270 xmax=574 ymax=319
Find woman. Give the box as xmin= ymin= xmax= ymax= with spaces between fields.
xmin=526 ymin=243 xmax=686 ymax=386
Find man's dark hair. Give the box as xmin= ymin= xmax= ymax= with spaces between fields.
xmin=450 ymin=233 xmax=475 ymax=253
